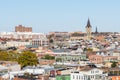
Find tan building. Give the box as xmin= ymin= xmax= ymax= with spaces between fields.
xmin=39 ymin=59 xmax=55 ymax=65
xmin=89 ymin=54 xmax=118 ymax=64
xmin=103 ymin=56 xmax=118 ymax=62
xmin=15 ymin=25 xmax=32 ymax=32
xmin=70 ymin=32 xmax=86 ymax=40
xmin=88 ymin=55 xmax=103 ymax=64
xmin=56 ymin=68 xmax=73 ymax=75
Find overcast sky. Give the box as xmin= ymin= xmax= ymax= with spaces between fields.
xmin=0 ymin=0 xmax=120 ymax=33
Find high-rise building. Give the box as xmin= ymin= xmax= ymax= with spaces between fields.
xmin=15 ymin=25 xmax=32 ymax=32
xmin=86 ymin=19 xmax=92 ymax=39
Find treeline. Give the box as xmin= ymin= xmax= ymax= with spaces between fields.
xmin=0 ymin=50 xmax=38 ymax=68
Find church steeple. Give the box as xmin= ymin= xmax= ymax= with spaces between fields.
xmin=86 ymin=18 xmax=92 ymax=40
xmin=95 ymin=27 xmax=98 ymax=33
xmin=86 ymin=18 xmax=92 ymax=28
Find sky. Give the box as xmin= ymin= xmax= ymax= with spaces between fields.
xmin=0 ymin=0 xmax=120 ymax=33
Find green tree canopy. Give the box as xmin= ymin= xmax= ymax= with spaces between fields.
xmin=0 ymin=50 xmax=20 ymax=62
xmin=42 ymin=54 xmax=55 ymax=60
xmin=111 ymin=62 xmax=117 ymax=68
xmin=56 ymin=58 xmax=62 ymax=62
xmin=49 ymin=39 xmax=54 ymax=43
xmin=18 ymin=51 xmax=38 ymax=68
xmin=0 ymin=51 xmax=9 ymax=61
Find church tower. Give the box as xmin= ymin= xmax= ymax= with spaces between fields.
xmin=86 ymin=19 xmax=92 ymax=39
xmin=95 ymin=27 xmax=98 ymax=34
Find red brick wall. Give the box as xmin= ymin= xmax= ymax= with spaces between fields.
xmin=15 ymin=25 xmax=32 ymax=32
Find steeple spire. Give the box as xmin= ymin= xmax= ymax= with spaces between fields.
xmin=86 ymin=18 xmax=91 ymax=28
xmin=95 ymin=27 xmax=98 ymax=33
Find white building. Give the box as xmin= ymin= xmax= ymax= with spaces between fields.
xmin=0 ymin=32 xmax=47 ymax=40
xmin=32 ymin=38 xmax=48 ymax=47
xmin=0 ymin=41 xmax=30 ymax=48
xmin=7 ymin=41 xmax=30 ymax=47
xmin=0 ymin=32 xmax=48 ymax=47
xmin=71 ymin=68 xmax=107 ymax=80
xmin=112 ymin=51 xmax=120 ymax=60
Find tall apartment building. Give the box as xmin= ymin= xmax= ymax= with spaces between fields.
xmin=15 ymin=25 xmax=32 ymax=32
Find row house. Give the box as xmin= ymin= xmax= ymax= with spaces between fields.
xmin=103 ymin=56 xmax=118 ymax=62
xmin=88 ymin=55 xmax=118 ymax=64
xmin=55 ymin=53 xmax=86 ymax=63
xmin=71 ymin=68 xmax=107 ymax=80
xmin=88 ymin=55 xmax=103 ymax=64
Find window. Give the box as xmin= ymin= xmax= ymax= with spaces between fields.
xmin=82 ymin=76 xmax=83 ymax=79
xmin=91 ymin=71 xmax=94 ymax=74
xmin=73 ymin=75 xmax=74 ymax=79
xmin=93 ymin=75 xmax=94 ymax=79
xmin=79 ymin=75 xmax=81 ymax=79
xmin=96 ymin=70 xmax=99 ymax=73
xmin=91 ymin=75 xmax=92 ymax=78
xmin=76 ymin=75 xmax=78 ymax=79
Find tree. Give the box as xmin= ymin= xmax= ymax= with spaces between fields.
xmin=7 ymin=51 xmax=20 ymax=61
xmin=71 ymin=32 xmax=81 ymax=36
xmin=0 ymin=51 xmax=9 ymax=61
xmin=49 ymin=39 xmax=54 ymax=43
xmin=0 ymin=50 xmax=20 ymax=61
xmin=42 ymin=54 xmax=55 ymax=60
xmin=87 ymin=48 xmax=93 ymax=52
xmin=56 ymin=58 xmax=62 ymax=62
xmin=47 ymin=34 xmax=54 ymax=43
xmin=111 ymin=62 xmax=117 ymax=68
xmin=18 ymin=51 xmax=38 ymax=68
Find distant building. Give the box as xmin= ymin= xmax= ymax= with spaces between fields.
xmin=15 ymin=25 xmax=32 ymax=32
xmin=0 ymin=32 xmax=47 ymax=40
xmin=49 ymin=32 xmax=70 ymax=41
xmin=0 ymin=41 xmax=30 ymax=48
xmin=48 ymin=32 xmax=70 ymax=47
xmin=0 ymin=32 xmax=48 ymax=48
xmin=70 ymin=32 xmax=85 ymax=40
xmin=32 ymin=38 xmax=49 ymax=47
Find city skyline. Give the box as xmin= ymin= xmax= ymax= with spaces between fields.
xmin=0 ymin=0 xmax=120 ymax=33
